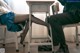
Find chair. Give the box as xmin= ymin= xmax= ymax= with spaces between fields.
xmin=63 ymin=23 xmax=80 ymax=46
xmin=0 ymin=24 xmax=25 ymax=52
xmin=52 ymin=3 xmax=80 ymax=46
xmin=0 ymin=25 xmax=6 ymax=47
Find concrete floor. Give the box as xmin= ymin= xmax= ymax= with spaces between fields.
xmin=0 ymin=42 xmax=80 ymax=53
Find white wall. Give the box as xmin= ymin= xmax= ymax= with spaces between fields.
xmin=12 ymin=0 xmax=29 ymax=14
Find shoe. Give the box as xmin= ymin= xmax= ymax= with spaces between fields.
xmin=52 ymin=51 xmax=54 ymax=53
xmin=20 ymin=33 xmax=25 ymax=44
xmin=61 ymin=45 xmax=69 ymax=53
xmin=56 ymin=48 xmax=63 ymax=53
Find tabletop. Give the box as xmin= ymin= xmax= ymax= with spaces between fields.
xmin=26 ymin=0 xmax=54 ymax=12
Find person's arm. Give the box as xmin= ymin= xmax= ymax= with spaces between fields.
xmin=0 ymin=6 xmax=11 ymax=13
xmin=58 ymin=0 xmax=66 ymax=5
xmin=0 ymin=0 xmax=12 ymax=10
xmin=0 ymin=0 xmax=12 ymax=14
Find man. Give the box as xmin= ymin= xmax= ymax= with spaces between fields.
xmin=46 ymin=0 xmax=80 ymax=53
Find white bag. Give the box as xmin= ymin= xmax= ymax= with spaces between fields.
xmin=0 ymin=48 xmax=5 ymax=53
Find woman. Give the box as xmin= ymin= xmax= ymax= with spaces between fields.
xmin=0 ymin=0 xmax=49 ymax=44
xmin=46 ymin=0 xmax=80 ymax=53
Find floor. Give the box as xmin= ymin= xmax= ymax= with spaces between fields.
xmin=0 ymin=42 xmax=80 ymax=53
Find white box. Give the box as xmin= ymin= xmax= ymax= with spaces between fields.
xmin=0 ymin=48 xmax=5 ymax=53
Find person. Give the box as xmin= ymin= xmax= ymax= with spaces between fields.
xmin=46 ymin=0 xmax=80 ymax=53
xmin=0 ymin=0 xmax=49 ymax=44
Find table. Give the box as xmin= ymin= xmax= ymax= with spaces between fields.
xmin=26 ymin=0 xmax=54 ymax=53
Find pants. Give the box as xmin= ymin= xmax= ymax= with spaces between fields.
xmin=46 ymin=12 xmax=80 ymax=46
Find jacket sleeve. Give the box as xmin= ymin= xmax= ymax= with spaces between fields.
xmin=58 ymin=0 xmax=66 ymax=5
xmin=0 ymin=0 xmax=12 ymax=14
xmin=0 ymin=0 xmax=12 ymax=10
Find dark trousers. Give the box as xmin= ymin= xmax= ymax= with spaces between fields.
xmin=46 ymin=12 xmax=80 ymax=46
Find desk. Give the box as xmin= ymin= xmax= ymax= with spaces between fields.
xmin=26 ymin=0 xmax=54 ymax=53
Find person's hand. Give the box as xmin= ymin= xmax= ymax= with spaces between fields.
xmin=0 ymin=6 xmax=9 ymax=13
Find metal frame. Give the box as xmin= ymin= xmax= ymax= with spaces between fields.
xmin=0 ymin=25 xmax=19 ymax=52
